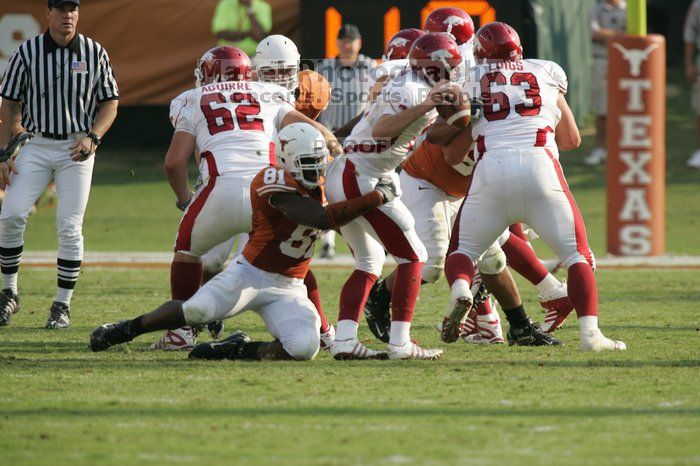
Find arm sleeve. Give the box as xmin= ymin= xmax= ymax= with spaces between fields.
xmin=685 ymin=1 xmax=699 ymax=44
xmin=547 ymin=62 xmax=568 ymax=95
xmin=374 ymin=82 xmax=417 ymax=118
xmin=95 ymin=48 xmax=120 ymax=103
xmin=0 ymin=50 xmax=26 ymax=101
xmin=169 ymin=91 xmax=195 ymax=134
xmin=274 ymin=93 xmax=297 ymax=129
xmin=255 ymin=169 xmax=304 ymax=201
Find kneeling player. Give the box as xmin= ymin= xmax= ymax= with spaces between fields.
xmin=90 ymin=123 xmax=397 ymax=360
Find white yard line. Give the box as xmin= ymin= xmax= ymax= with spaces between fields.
xmin=19 ymin=251 xmax=700 ymax=268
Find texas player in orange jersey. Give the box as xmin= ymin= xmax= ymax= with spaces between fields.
xmin=90 ymin=123 xmax=398 ymax=360
xmin=364 ymin=126 xmax=572 ymax=345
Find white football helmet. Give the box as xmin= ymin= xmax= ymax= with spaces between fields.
xmin=276 ymin=123 xmax=329 ymax=189
xmin=254 ymin=34 xmax=300 ymax=91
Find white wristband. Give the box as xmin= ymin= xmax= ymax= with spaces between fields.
xmin=446 ymin=109 xmax=471 ymax=126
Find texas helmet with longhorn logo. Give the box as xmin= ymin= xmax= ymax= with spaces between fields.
xmin=254 ymin=34 xmax=301 ymax=91
xmin=195 ymin=46 xmax=252 ymax=87
xmin=473 ymin=22 xmax=523 ymax=62
xmin=424 ymin=7 xmax=475 ymax=46
xmin=408 ymin=32 xmax=462 ymax=85
xmin=276 ymin=123 xmax=330 ymax=189
xmin=383 ymin=28 xmax=426 ymax=61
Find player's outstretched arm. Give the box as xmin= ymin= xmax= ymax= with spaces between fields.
xmin=281 ymin=110 xmax=342 ymax=156
xmin=555 ymin=93 xmax=581 ymax=151
xmin=372 ymin=80 xmax=459 ymax=140
xmin=270 ymin=182 xmax=395 ymax=231
xmin=164 ymin=131 xmax=197 ymax=208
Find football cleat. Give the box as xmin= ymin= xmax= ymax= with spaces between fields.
xmin=580 ymin=329 xmax=626 ymax=352
xmin=387 ymin=341 xmax=443 ymax=360
xmin=90 ymin=320 xmax=135 ymax=352
xmin=506 ymin=320 xmax=562 ymax=346
xmin=435 ymin=307 xmax=477 ymax=338
xmin=189 ymin=330 xmax=251 ymax=360
xmin=463 ymin=312 xmax=505 ymax=345
xmin=320 ymin=324 xmax=336 ymax=350
xmin=150 ymin=327 xmax=197 ymax=351
xmin=45 ymin=302 xmax=70 ymax=329
xmin=538 ymin=280 xmax=574 ymax=333
xmin=441 ymin=279 xmax=473 ymax=343
xmin=207 ymin=320 xmax=225 ymax=340
xmin=331 ymin=338 xmax=388 ymax=360
xmin=363 ymin=279 xmax=392 ymax=343
xmin=0 ymin=289 xmax=20 ymax=326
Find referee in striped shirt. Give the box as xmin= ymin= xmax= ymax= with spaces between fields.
xmin=0 ymin=0 xmax=118 ymax=329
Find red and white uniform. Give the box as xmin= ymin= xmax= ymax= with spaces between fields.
xmin=182 ymin=167 xmax=322 ymax=360
xmin=368 ymin=59 xmax=408 ymax=88
xmin=453 ymin=59 xmax=594 ymax=269
xmin=325 ymin=69 xmax=433 ymax=273
xmin=169 ymin=81 xmax=295 ymax=256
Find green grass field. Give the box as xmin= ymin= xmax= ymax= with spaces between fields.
xmin=1 ymin=267 xmax=699 ymax=465
xmin=1 ymin=67 xmax=699 ymax=465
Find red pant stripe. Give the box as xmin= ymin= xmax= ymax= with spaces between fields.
xmin=341 ymin=159 xmax=419 ymax=261
xmin=175 ymin=152 xmax=218 ymax=252
xmin=544 ymin=149 xmax=593 ymax=267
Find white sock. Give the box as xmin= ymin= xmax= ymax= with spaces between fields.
xmin=55 ymin=287 xmax=74 ymax=306
xmin=578 ymin=315 xmax=599 ymax=333
xmin=389 ymin=321 xmax=411 ymax=346
xmin=335 ymin=319 xmax=358 ymax=341
xmin=2 ymin=273 xmax=18 ymax=294
xmin=535 ymin=273 xmax=560 ymax=296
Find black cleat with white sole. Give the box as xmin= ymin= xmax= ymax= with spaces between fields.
xmin=46 ymin=301 xmax=70 ymax=329
xmin=0 ymin=289 xmax=20 ymax=326
xmin=188 ymin=330 xmax=250 ymax=360
xmin=363 ymin=279 xmax=391 ymax=343
xmin=507 ymin=320 xmax=562 ymax=346
xmin=90 ymin=320 xmax=135 ymax=352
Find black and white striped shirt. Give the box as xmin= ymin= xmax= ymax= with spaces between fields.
xmin=317 ymin=54 xmax=374 ymax=132
xmin=0 ymin=31 xmax=118 ymax=139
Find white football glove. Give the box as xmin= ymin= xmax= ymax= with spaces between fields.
xmin=374 ymin=177 xmax=398 ymax=204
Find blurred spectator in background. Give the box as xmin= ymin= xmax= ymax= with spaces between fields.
xmin=316 ymin=24 xmax=374 ymax=259
xmin=585 ymin=0 xmax=627 ymax=166
xmin=317 ymin=24 xmax=373 ymax=133
xmin=684 ymin=0 xmax=700 ymax=168
xmin=212 ymin=0 xmax=272 ymax=56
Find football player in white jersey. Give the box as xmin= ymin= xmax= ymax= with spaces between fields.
xmin=437 ymin=22 xmax=625 ymax=352
xmin=324 ymin=32 xmax=463 ymax=360
xmin=162 ymin=37 xmax=338 ymax=351
xmin=154 ymin=46 xmax=339 ymax=350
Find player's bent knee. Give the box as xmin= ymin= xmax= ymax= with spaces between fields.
xmin=477 ymin=248 xmax=507 ymax=275
xmin=201 ymin=256 xmax=225 ymax=274
xmin=182 ymin=299 xmax=217 ymax=326
xmin=562 ymin=252 xmax=595 ymax=271
xmin=421 ymin=263 xmax=444 ymax=284
xmin=355 ymin=256 xmax=384 ymax=277
xmin=283 ymin=329 xmax=320 ymax=361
